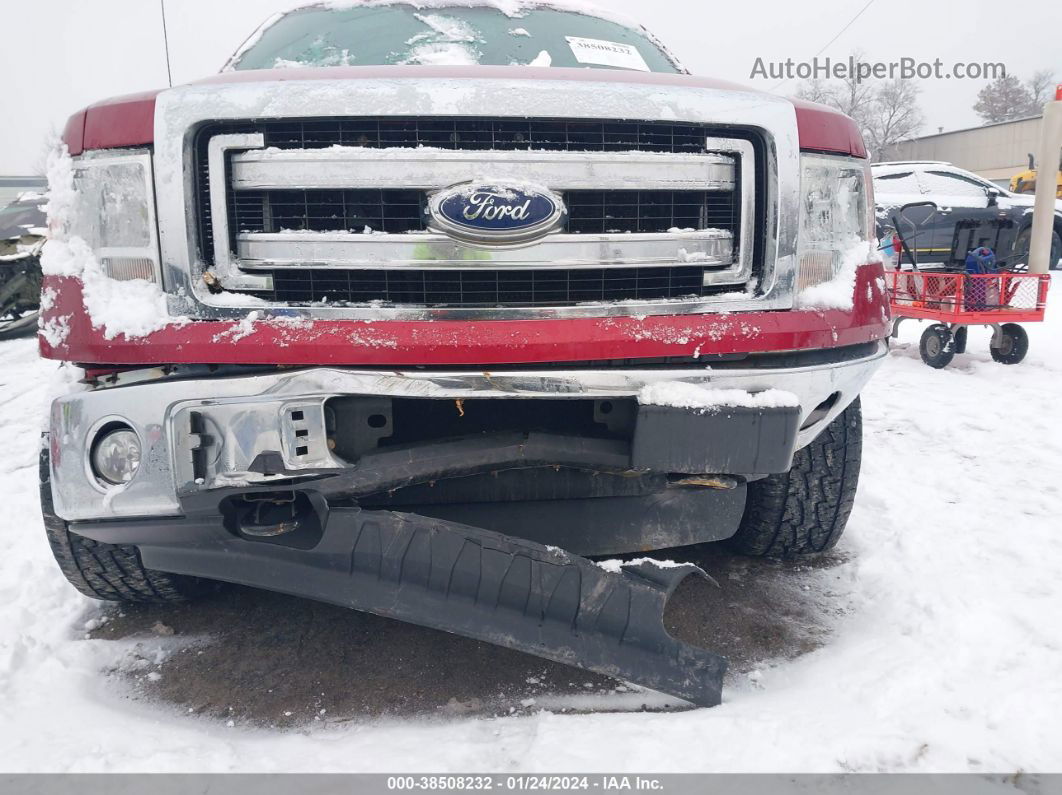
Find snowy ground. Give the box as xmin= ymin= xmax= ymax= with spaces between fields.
xmin=1 ymin=279 xmax=1060 ymax=773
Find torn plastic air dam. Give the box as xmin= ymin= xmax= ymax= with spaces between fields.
xmin=161 ymin=426 xmax=790 ymax=706
xmin=137 ymin=505 xmax=727 ymax=708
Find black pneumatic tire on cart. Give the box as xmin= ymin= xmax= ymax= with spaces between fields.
xmin=989 ymin=323 xmax=1029 ymax=365
xmin=726 ymin=398 xmax=862 ymax=560
xmin=919 ymin=324 xmax=955 ymax=369
xmin=40 ymin=450 xmax=212 ymax=603
xmin=952 ymin=325 xmax=968 ymax=355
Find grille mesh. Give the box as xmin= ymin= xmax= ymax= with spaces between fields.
xmin=234 ymin=189 xmax=427 ymax=234
xmin=250 ymin=118 xmax=715 ymax=153
xmin=248 ymin=266 xmax=716 ymax=308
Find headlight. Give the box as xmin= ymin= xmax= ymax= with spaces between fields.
xmin=796 ymin=153 xmax=873 ymax=292
xmin=66 ymin=151 xmax=161 ymax=284
xmin=91 ymin=427 xmax=142 ymax=486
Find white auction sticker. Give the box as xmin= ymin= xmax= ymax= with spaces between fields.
xmin=565 ymin=36 xmax=650 ymax=71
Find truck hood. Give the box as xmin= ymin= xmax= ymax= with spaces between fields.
xmin=62 ymin=66 xmax=867 ymax=159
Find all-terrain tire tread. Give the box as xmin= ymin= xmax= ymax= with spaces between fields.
xmin=727 ymin=398 xmax=862 ymax=559
xmin=39 ymin=448 xmax=207 ymax=603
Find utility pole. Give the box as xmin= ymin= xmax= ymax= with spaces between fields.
xmin=1027 ymin=84 xmax=1062 ymax=274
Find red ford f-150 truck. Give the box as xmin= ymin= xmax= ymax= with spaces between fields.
xmin=37 ymin=0 xmax=888 ymax=707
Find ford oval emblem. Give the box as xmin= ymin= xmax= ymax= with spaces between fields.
xmin=428 ymin=182 xmax=566 ymax=245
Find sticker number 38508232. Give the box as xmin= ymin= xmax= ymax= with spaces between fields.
xmin=564 ymin=36 xmax=651 ymax=72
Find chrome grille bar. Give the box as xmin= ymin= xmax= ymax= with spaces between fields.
xmin=236 ymin=229 xmax=734 ymax=270
xmin=230 ymin=148 xmax=736 ymax=191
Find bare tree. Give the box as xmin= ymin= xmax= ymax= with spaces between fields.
xmin=796 ymin=52 xmax=877 ymax=131
xmin=1027 ymin=69 xmax=1057 ymax=107
xmin=30 ymin=124 xmax=61 ymax=178
xmin=794 ymin=54 xmax=923 ymax=160
xmin=796 ymin=79 xmax=836 ymax=106
xmin=973 ymin=75 xmax=1036 ymax=123
xmin=865 ymin=79 xmax=925 ymax=160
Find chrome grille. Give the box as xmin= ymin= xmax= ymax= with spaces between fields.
xmin=195 ymin=118 xmax=759 ymax=307
xmin=199 ymin=118 xmax=726 ymax=259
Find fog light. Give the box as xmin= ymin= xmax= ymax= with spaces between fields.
xmin=91 ymin=428 xmax=142 ymax=486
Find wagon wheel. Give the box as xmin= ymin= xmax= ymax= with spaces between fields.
xmin=952 ymin=325 xmax=968 ymax=354
xmin=919 ymin=324 xmax=955 ymax=369
xmin=990 ymin=323 xmax=1029 ymax=365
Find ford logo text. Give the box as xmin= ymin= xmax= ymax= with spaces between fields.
xmin=428 ymin=182 xmax=566 ymax=245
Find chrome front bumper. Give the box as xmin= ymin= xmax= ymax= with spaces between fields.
xmin=47 ymin=342 xmax=886 ymax=521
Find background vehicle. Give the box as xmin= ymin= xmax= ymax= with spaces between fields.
xmin=1010 ymin=153 xmax=1062 ymax=199
xmin=873 ymin=160 xmax=1062 ymax=270
xmin=0 ymin=193 xmax=46 ymax=339
xmin=37 ymin=0 xmax=889 ymax=707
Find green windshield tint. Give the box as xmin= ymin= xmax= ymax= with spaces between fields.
xmin=230 ymin=4 xmax=680 ymax=73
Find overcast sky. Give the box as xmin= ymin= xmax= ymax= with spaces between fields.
xmin=0 ymin=0 xmax=1058 ymax=174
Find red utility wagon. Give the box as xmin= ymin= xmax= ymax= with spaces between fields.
xmin=885 ymin=269 xmax=1050 ymax=368
xmin=881 ymin=200 xmax=1051 ymax=368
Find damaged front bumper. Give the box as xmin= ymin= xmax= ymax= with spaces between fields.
xmin=49 ymin=341 xmax=885 ymax=524
xmin=45 ymin=342 xmax=884 ymax=706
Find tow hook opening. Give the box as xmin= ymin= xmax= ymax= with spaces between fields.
xmin=223 ymin=490 xmax=326 ymax=549
xmin=800 ymin=391 xmax=841 ymax=431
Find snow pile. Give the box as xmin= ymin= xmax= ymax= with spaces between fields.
xmin=595 ymin=557 xmax=689 ymax=574
xmin=399 ymin=12 xmax=482 ymax=65
xmin=40 ymin=146 xmax=188 ymax=340
xmin=796 ymin=238 xmax=880 ymax=311
xmin=38 ymin=314 xmax=71 ymax=348
xmin=213 ymin=310 xmax=263 ymax=343
xmin=275 ymin=48 xmax=356 ymax=69
xmin=638 ymin=382 xmax=799 ymax=412
xmin=527 ymin=50 xmax=551 ymax=67
xmin=42 ymin=147 xmax=77 ymax=234
xmin=210 ymin=310 xmax=317 ymax=345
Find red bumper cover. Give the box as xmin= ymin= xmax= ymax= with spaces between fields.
xmin=39 ymin=264 xmax=888 ymax=367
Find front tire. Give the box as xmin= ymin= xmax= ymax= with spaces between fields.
xmin=919 ymin=324 xmax=955 ymax=368
xmin=726 ymin=398 xmax=862 ymax=559
xmin=990 ymin=323 xmax=1029 ymax=365
xmin=40 ymin=450 xmax=211 ymax=603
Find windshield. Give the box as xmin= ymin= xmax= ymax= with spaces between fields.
xmin=227 ymin=3 xmax=681 ymax=73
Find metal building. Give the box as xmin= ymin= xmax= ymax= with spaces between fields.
xmin=881 ymin=115 xmax=1045 ymax=186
